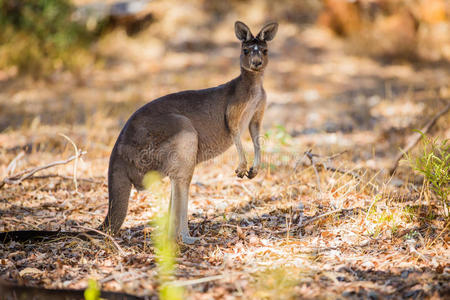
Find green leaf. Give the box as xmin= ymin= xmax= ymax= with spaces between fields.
xmin=84 ymin=279 xmax=101 ymax=300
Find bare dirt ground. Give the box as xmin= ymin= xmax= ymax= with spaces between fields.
xmin=0 ymin=3 xmax=449 ymax=299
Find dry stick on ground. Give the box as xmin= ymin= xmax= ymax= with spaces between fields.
xmin=0 ymin=281 xmax=147 ymax=300
xmin=29 ymin=174 xmax=103 ymax=184
xmin=76 ymin=225 xmax=125 ymax=256
xmin=303 ymin=150 xmax=323 ymax=194
xmin=302 ymin=150 xmax=362 ymax=180
xmin=272 ymin=207 xmax=360 ymax=234
xmin=168 ymin=274 xmax=225 ymax=287
xmin=59 ymin=133 xmax=80 ymax=192
xmin=0 ymin=151 xmax=86 ymax=189
xmin=302 ymin=150 xmax=382 ymax=193
xmin=390 ymin=102 xmax=450 ymax=175
xmin=5 ymin=151 xmax=25 ymax=175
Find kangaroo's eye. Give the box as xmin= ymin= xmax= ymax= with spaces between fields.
xmin=243 ymin=49 xmax=249 ymax=55
xmin=263 ymin=49 xmax=268 ymax=55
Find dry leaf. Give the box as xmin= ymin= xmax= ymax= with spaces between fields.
xmin=19 ymin=267 xmax=43 ymax=277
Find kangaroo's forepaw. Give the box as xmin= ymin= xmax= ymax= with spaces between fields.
xmin=247 ymin=167 xmax=258 ymax=179
xmin=180 ymin=233 xmax=200 ymax=245
xmin=235 ymin=165 xmax=247 ymax=178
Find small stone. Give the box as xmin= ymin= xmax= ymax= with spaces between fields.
xmin=390 ymin=178 xmax=404 ymax=187
xmin=368 ymin=290 xmax=379 ymax=300
xmin=361 ymin=261 xmax=375 ymax=269
xmin=342 ymin=290 xmax=355 ymax=297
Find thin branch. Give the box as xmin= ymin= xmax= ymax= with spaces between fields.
xmin=326 ymin=150 xmax=349 ymax=160
xmin=300 ymin=208 xmax=348 ymax=227
xmin=6 ymin=151 xmax=25 ymax=175
xmin=0 ymin=151 xmax=86 ymax=189
xmin=167 ymin=274 xmax=225 ymax=287
xmin=76 ymin=225 xmax=126 ymax=256
xmin=390 ymin=102 xmax=450 ymax=175
xmin=59 ymin=133 xmax=80 ymax=192
xmin=28 ymin=174 xmax=103 ymax=184
xmin=325 ymin=165 xmax=361 ymax=180
xmin=304 ymin=149 xmax=323 ymax=194
xmin=0 ymin=281 xmax=149 ymax=299
xmin=273 ymin=207 xmax=360 ymax=234
xmin=99 ymin=267 xmax=154 ymax=284
xmin=299 ymin=150 xmax=361 ymax=180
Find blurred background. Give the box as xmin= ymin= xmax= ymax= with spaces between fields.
xmin=1 ymin=2 xmax=449 ymax=296
xmin=0 ymin=0 xmax=449 ymax=170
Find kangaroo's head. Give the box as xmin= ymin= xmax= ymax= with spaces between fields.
xmin=235 ymin=21 xmax=278 ymax=73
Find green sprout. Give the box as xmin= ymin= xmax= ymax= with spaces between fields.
xmin=143 ymin=171 xmax=183 ymax=300
xmin=84 ymin=279 xmax=101 ymax=300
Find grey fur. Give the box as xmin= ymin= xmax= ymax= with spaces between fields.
xmin=99 ymin=21 xmax=278 ymax=243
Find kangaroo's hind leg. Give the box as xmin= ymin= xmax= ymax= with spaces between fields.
xmin=160 ymin=116 xmax=199 ymax=244
xmin=169 ymin=177 xmax=199 ymax=244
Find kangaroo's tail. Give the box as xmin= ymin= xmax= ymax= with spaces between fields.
xmin=98 ymin=148 xmax=132 ymax=234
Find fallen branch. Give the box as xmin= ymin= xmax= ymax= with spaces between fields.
xmin=167 ymin=274 xmax=225 ymax=287
xmin=59 ymin=133 xmax=80 ymax=192
xmin=301 ymin=149 xmax=362 ymax=183
xmin=76 ymin=225 xmax=126 ymax=256
xmin=5 ymin=151 xmax=25 ymax=175
xmin=301 ymin=208 xmax=347 ymax=227
xmin=0 ymin=151 xmax=86 ymax=189
xmin=28 ymin=174 xmax=103 ymax=184
xmin=273 ymin=207 xmax=362 ymax=234
xmin=99 ymin=267 xmax=154 ymax=284
xmin=325 ymin=165 xmax=361 ymax=180
xmin=0 ymin=280 xmax=145 ymax=300
xmin=390 ymin=102 xmax=450 ymax=175
xmin=304 ymin=150 xmax=323 ymax=194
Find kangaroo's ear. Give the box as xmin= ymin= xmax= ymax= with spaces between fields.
xmin=235 ymin=21 xmax=253 ymax=42
xmin=256 ymin=22 xmax=278 ymax=42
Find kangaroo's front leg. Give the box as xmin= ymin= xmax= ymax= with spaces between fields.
xmin=233 ymin=133 xmax=248 ymax=178
xmin=227 ymin=105 xmax=248 ymax=178
xmin=247 ymin=99 xmax=266 ymax=179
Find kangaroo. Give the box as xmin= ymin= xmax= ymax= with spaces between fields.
xmin=99 ymin=21 xmax=278 ymax=244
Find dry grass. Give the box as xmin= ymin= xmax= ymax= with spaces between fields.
xmin=1 ymin=1 xmax=449 ymax=298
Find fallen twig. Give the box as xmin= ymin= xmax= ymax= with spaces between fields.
xmin=325 ymin=165 xmax=361 ymax=180
xmin=167 ymin=274 xmax=225 ymax=287
xmin=301 ymin=208 xmax=348 ymax=227
xmin=59 ymin=133 xmax=80 ymax=192
xmin=0 ymin=151 xmax=86 ymax=189
xmin=273 ymin=207 xmax=361 ymax=234
xmin=299 ymin=150 xmax=361 ymax=180
xmin=0 ymin=280 xmax=145 ymax=300
xmin=6 ymin=151 xmax=25 ymax=175
xmin=390 ymin=102 xmax=450 ymax=175
xmin=28 ymin=174 xmax=103 ymax=184
xmin=76 ymin=225 xmax=126 ymax=256
xmin=99 ymin=266 xmax=154 ymax=284
xmin=304 ymin=150 xmax=323 ymax=194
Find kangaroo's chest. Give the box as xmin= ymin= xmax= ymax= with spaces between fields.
xmin=239 ymin=91 xmax=263 ymax=132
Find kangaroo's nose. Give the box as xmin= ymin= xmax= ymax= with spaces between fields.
xmin=253 ymin=61 xmax=262 ymax=67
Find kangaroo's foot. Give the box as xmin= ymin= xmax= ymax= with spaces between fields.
xmin=235 ymin=163 xmax=248 ymax=178
xmin=247 ymin=166 xmax=258 ymax=179
xmin=180 ymin=232 xmax=200 ymax=244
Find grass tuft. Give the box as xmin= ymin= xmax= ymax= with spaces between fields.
xmin=406 ymin=132 xmax=449 ymax=218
